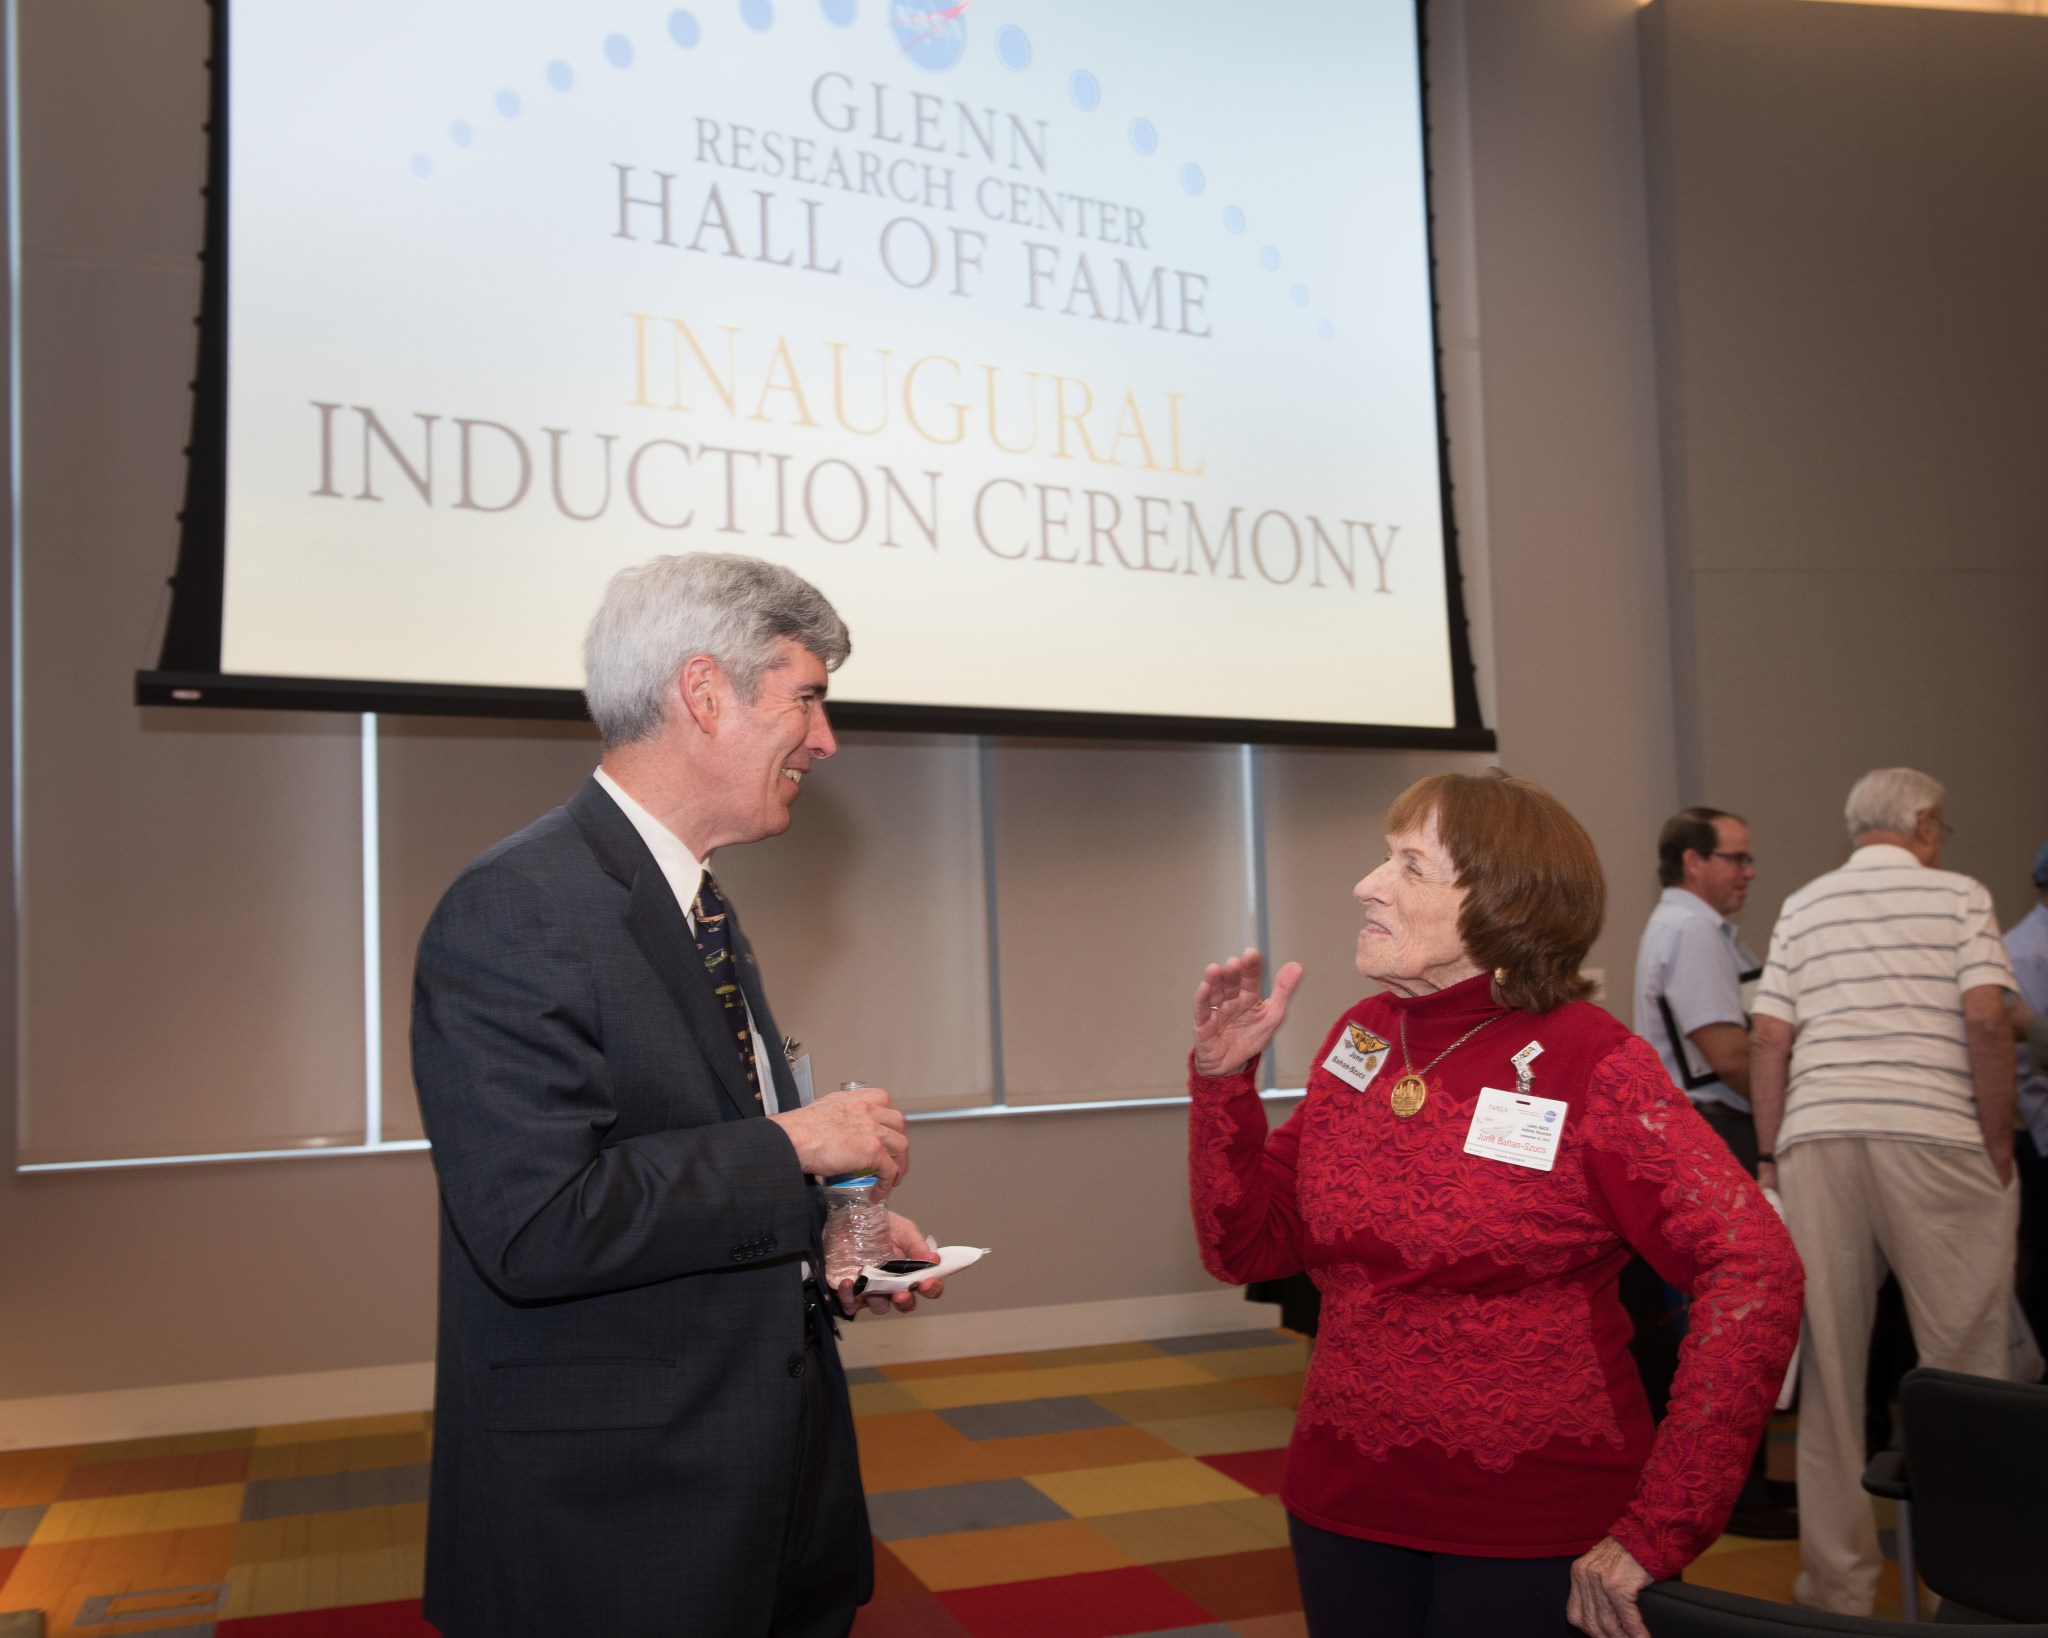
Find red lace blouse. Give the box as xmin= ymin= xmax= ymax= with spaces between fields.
xmin=1190 ymin=973 xmax=1802 ymax=1579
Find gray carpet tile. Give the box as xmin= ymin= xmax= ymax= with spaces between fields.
xmin=937 ymin=1395 xmax=1126 ymax=1442
xmin=863 ymin=1477 xmax=1070 ymax=1542
xmin=1147 ymin=1329 xmax=1288 ymax=1355
xmin=1127 ymin=1628 xmax=1240 ymax=1638
xmin=239 ymin=1462 xmax=430 ymax=1522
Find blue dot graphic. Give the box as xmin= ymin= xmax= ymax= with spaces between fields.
xmin=740 ymin=0 xmax=774 ymax=31
xmin=1259 ymin=244 xmax=1280 ymax=271
xmin=604 ymin=33 xmax=634 ymax=67
xmin=546 ymin=59 xmax=575 ymax=91
xmin=1069 ymin=70 xmax=1100 ymax=111
xmin=1222 ymin=205 xmax=1245 ymax=234
xmin=820 ymin=0 xmax=856 ymax=23
xmin=668 ymin=9 xmax=702 ymax=46
xmin=410 ymin=154 xmax=432 ymax=178
xmin=1291 ymin=283 xmax=1310 ymax=306
xmin=495 ymin=89 xmax=522 ymax=118
xmin=1180 ymin=163 xmax=1205 ymax=196
xmin=996 ymin=25 xmax=1031 ymax=70
xmin=1316 ymin=319 xmax=1334 ymax=340
xmin=1128 ymin=118 xmax=1156 ymax=156
xmin=450 ymin=120 xmax=474 ymax=147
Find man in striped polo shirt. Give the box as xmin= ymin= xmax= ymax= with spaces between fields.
xmin=1751 ymin=768 xmax=2019 ymax=1616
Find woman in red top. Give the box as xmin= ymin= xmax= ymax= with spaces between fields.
xmin=1190 ymin=771 xmax=1801 ymax=1638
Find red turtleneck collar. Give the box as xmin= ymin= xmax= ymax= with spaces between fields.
xmin=1373 ymin=968 xmax=1504 ymax=1026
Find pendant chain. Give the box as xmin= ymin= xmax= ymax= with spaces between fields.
xmin=1396 ymin=1009 xmax=1509 ymax=1085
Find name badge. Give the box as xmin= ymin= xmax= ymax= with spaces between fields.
xmin=1464 ymin=1087 xmax=1568 ymax=1172
xmin=1322 ymin=1023 xmax=1391 ymax=1092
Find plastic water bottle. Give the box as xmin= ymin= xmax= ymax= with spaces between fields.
xmin=823 ymin=1173 xmax=890 ymax=1288
xmin=823 ymin=1080 xmax=891 ymax=1288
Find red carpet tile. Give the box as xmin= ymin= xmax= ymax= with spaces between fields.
xmin=871 ymin=1539 xmax=928 ymax=1601
xmin=58 ymin=1447 xmax=253 ymax=1499
xmin=0 ymin=1545 xmax=23 ymax=1596
xmin=853 ymin=1591 xmax=974 ymax=1637
xmin=1200 ymin=1446 xmax=1288 ymax=1495
xmin=940 ymin=1565 xmax=1214 ymax=1638
xmin=219 ymin=1601 xmax=438 ymax=1636
xmin=1156 ymin=1545 xmax=1302 ymax=1620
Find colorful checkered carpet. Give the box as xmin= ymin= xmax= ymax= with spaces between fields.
xmin=1 ymin=1325 xmax=1826 ymax=1637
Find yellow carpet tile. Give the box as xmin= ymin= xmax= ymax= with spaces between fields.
xmin=1178 ymin=1343 xmax=1313 ymax=1381
xmin=33 ymin=1485 xmax=244 ymax=1544
xmin=4 ymin=1524 xmax=238 ymax=1638
xmin=1011 ymin=1343 xmax=1167 ymax=1370
xmin=223 ymin=1543 xmax=428 ymax=1619
xmin=1089 ymin=1381 xmax=1272 ymax=1421
xmin=231 ymin=1502 xmax=428 ymax=1566
xmin=879 ymin=1354 xmax=1028 ymax=1381
xmin=1027 ymin=1456 xmax=1258 ymax=1517
xmin=1139 ymin=1408 xmax=1300 ymax=1457
xmin=251 ymin=1413 xmax=429 ymax=1448
xmin=246 ymin=1431 xmax=430 ymax=1482
xmin=1084 ymin=1497 xmax=1293 ymax=1564
xmin=888 ymin=1518 xmax=1135 ymax=1591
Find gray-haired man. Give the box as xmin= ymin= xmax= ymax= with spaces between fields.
xmin=1751 ymin=768 xmax=2018 ymax=1615
xmin=412 ymin=553 xmax=938 ymax=1638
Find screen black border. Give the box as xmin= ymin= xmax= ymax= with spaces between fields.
xmin=140 ymin=0 xmax=1494 ymax=753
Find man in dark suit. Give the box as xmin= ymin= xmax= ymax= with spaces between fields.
xmin=412 ymin=553 xmax=940 ymax=1637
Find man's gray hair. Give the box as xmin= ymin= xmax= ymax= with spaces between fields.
xmin=583 ymin=554 xmax=851 ymax=748
xmin=1844 ymin=767 xmax=1945 ymax=841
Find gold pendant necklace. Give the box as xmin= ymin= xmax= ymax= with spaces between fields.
xmin=1391 ymin=1009 xmax=1508 ymax=1118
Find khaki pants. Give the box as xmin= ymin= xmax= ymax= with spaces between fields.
xmin=1779 ymin=1137 xmax=2016 ymax=1615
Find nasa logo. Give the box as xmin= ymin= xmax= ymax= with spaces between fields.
xmin=891 ymin=1 xmax=971 ymax=73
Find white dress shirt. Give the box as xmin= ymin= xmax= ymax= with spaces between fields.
xmin=593 ymin=767 xmax=781 ymax=1115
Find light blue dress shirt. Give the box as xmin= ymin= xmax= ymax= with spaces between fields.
xmin=2007 ymin=902 xmax=2048 ymax=1156
xmin=1633 ymin=885 xmax=1761 ymax=1114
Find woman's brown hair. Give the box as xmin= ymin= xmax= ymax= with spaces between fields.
xmin=1385 ymin=769 xmax=1605 ymax=1013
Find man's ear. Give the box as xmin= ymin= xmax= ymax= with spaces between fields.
xmin=676 ymin=654 xmax=724 ymax=734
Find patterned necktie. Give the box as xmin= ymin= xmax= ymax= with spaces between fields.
xmin=690 ymin=870 xmax=761 ymax=1105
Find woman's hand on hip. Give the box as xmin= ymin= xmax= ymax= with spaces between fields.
xmin=1192 ymin=949 xmax=1303 ymax=1077
xmin=1566 ymin=1537 xmax=1652 ymax=1638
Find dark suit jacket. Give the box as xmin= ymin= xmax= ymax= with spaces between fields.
xmin=411 ymin=777 xmax=871 ymax=1636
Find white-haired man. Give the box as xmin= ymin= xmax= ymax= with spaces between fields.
xmin=1751 ymin=768 xmax=2018 ymax=1615
xmin=412 ymin=553 xmax=937 ymax=1638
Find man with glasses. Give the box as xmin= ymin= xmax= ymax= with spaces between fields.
xmin=1632 ymin=807 xmax=1791 ymax=1536
xmin=1751 ymin=768 xmax=2019 ymax=1615
xmin=1636 ymin=807 xmax=1764 ymax=1163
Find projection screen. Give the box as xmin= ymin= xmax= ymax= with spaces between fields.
xmin=145 ymin=0 xmax=1488 ymax=745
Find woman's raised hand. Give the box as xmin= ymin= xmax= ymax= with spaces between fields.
xmin=1192 ymin=948 xmax=1304 ymax=1077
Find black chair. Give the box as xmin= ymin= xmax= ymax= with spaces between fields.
xmin=1861 ymin=1366 xmax=2048 ymax=1624
xmin=1641 ymin=1582 xmax=2048 ymax=1637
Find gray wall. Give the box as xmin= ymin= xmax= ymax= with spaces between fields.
xmin=14 ymin=0 xmax=2030 ymax=1406
xmin=1641 ymin=0 xmax=2048 ymax=934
